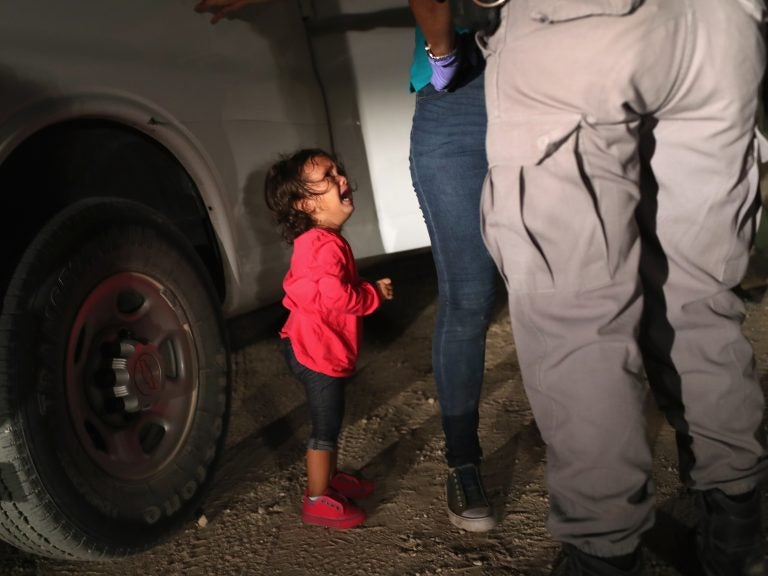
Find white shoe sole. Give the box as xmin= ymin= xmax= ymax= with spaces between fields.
xmin=447 ymin=507 xmax=498 ymax=532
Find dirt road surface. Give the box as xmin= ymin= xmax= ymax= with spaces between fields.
xmin=0 ymin=249 xmax=766 ymax=575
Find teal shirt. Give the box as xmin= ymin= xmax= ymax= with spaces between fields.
xmin=410 ymin=27 xmax=470 ymax=93
xmin=410 ymin=28 xmax=432 ymax=93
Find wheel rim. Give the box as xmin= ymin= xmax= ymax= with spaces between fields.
xmin=66 ymin=272 xmax=199 ymax=481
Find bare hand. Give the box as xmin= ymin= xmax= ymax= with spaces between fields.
xmin=194 ymin=0 xmax=271 ymax=24
xmin=376 ymin=278 xmax=394 ymax=301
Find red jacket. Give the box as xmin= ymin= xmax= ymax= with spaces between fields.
xmin=280 ymin=228 xmax=381 ymax=377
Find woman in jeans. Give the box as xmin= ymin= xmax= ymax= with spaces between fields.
xmin=409 ymin=1 xmax=499 ymax=532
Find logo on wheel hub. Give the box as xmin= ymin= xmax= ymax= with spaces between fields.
xmin=134 ymin=354 xmax=162 ymax=395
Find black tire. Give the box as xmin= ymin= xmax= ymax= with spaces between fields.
xmin=0 ymin=198 xmax=231 ymax=560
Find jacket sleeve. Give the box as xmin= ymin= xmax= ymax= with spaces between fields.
xmin=312 ymin=238 xmax=381 ymax=316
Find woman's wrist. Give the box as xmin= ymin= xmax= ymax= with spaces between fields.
xmin=425 ymin=42 xmax=457 ymax=61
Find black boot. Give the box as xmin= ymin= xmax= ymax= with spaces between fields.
xmin=696 ymin=488 xmax=766 ymax=576
xmin=551 ymin=544 xmax=645 ymax=576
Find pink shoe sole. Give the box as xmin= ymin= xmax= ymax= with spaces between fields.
xmin=301 ymin=509 xmax=366 ymax=529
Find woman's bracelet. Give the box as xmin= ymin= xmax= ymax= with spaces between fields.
xmin=424 ymin=43 xmax=458 ymax=61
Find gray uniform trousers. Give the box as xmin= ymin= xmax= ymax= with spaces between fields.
xmin=480 ymin=0 xmax=768 ymax=557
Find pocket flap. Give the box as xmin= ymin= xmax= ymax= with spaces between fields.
xmin=487 ymin=115 xmax=581 ymax=167
xmin=527 ymin=0 xmax=643 ymax=23
xmin=735 ymin=0 xmax=766 ymax=22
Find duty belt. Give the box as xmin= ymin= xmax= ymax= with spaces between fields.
xmin=451 ymin=0 xmax=508 ymax=36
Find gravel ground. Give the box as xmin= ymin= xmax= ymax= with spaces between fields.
xmin=0 ymin=248 xmax=766 ymax=575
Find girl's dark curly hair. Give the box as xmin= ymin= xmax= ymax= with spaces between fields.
xmin=264 ymin=148 xmax=352 ymax=243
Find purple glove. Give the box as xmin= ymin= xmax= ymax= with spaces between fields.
xmin=428 ymin=51 xmax=460 ymax=91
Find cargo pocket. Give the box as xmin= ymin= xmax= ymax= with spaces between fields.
xmin=526 ymin=0 xmax=643 ymax=22
xmin=719 ymin=128 xmax=768 ymax=287
xmin=482 ymin=115 xmax=622 ymax=293
xmin=481 ymin=165 xmax=556 ymax=293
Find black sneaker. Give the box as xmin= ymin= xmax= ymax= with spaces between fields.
xmin=551 ymin=545 xmax=645 ymax=576
xmin=696 ymin=488 xmax=766 ymax=576
xmin=445 ymin=464 xmax=497 ymax=532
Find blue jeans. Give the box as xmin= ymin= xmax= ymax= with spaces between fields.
xmin=282 ymin=339 xmax=345 ymax=452
xmin=409 ymin=71 xmax=498 ymax=468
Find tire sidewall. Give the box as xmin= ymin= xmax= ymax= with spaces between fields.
xmin=1 ymin=198 xmax=230 ymax=556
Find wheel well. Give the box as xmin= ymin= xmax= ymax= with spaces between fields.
xmin=0 ymin=119 xmax=226 ymax=300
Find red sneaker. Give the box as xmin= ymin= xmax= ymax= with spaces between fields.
xmin=301 ymin=489 xmax=366 ymax=529
xmin=329 ymin=471 xmax=375 ymax=499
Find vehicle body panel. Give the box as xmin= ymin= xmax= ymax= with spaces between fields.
xmin=0 ymin=0 xmax=427 ymax=317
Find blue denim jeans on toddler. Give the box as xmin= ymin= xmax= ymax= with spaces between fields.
xmin=409 ymin=70 xmax=498 ymax=468
xmin=282 ymin=339 xmax=345 ymax=452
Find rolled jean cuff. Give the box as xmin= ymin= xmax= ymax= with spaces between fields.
xmin=307 ymin=438 xmax=337 ymax=452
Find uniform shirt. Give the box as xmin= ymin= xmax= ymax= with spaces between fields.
xmin=280 ymin=227 xmax=381 ymax=377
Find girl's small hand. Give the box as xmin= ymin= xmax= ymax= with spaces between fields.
xmin=375 ymin=278 xmax=394 ymax=301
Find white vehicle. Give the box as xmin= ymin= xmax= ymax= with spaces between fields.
xmin=0 ymin=0 xmax=425 ymax=560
